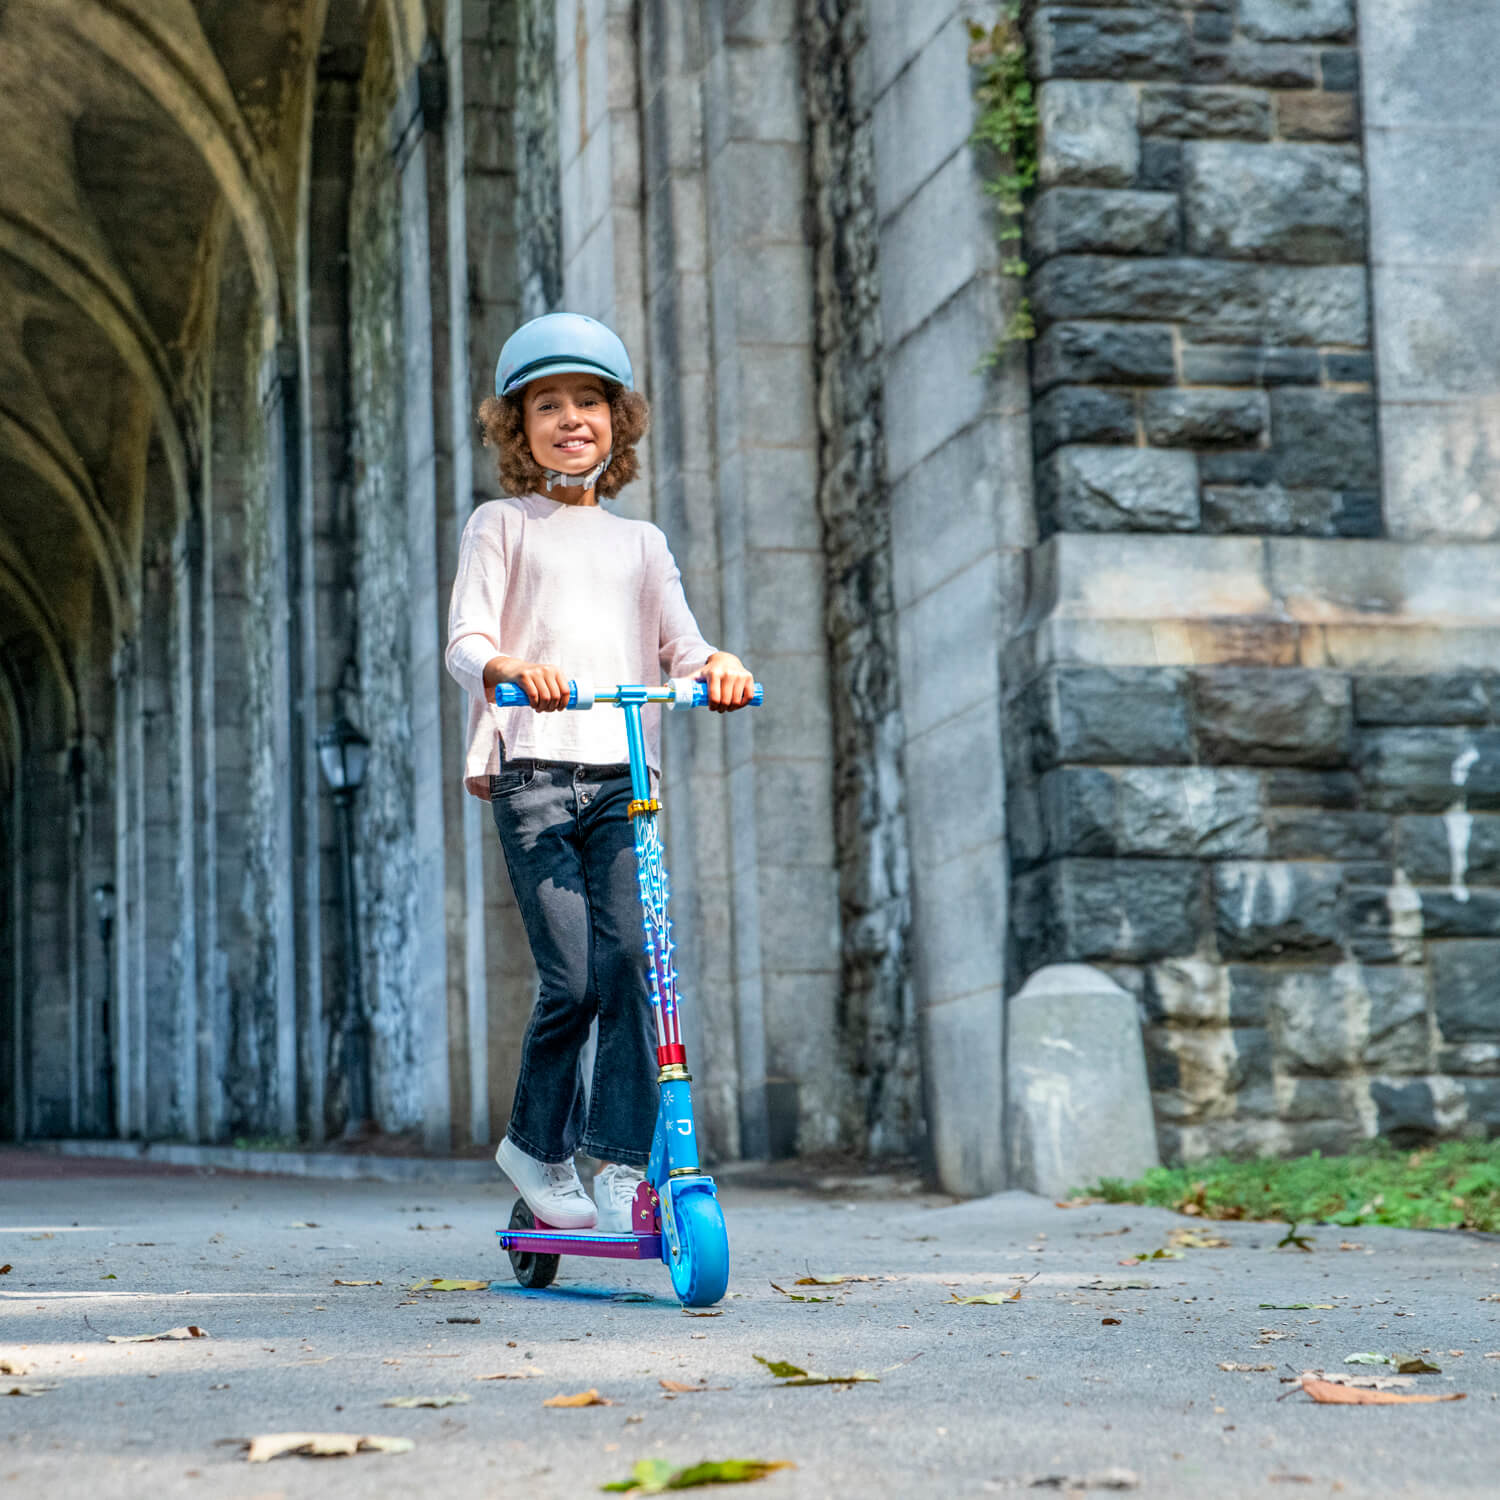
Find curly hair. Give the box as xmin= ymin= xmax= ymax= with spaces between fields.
xmin=476 ymin=384 xmax=649 ymax=502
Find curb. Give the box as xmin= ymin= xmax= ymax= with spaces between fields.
xmin=30 ymin=1139 xmax=499 ymax=1185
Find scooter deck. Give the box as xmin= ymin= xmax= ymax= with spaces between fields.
xmin=496 ymin=1226 xmax=662 ymax=1260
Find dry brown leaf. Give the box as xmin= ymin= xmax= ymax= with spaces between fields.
xmin=0 ymin=1360 xmax=28 ymax=1376
xmin=658 ymin=1378 xmax=729 ymax=1394
xmin=381 ymin=1394 xmax=469 ymax=1408
xmin=1218 ymin=1363 xmax=1275 ymax=1373
xmin=0 ymin=1264 xmax=10 ymax=1274
xmin=474 ymin=1370 xmax=540 ymax=1380
xmin=244 ymin=1432 xmax=413 ymax=1462
xmin=408 ymin=1279 xmax=488 ymax=1292
xmin=1302 ymin=1371 xmax=1414 ymax=1391
xmin=544 ymin=1389 xmax=613 ymax=1408
xmin=1300 ymin=1377 xmax=1464 ymax=1406
xmin=332 ymin=1280 xmax=380 ymax=1287
xmin=2 ymin=1381 xmax=58 ymax=1396
xmin=106 ymin=1325 xmax=209 ymax=1344
xmin=1167 ymin=1228 xmax=1231 ymax=1250
xmin=792 ymin=1274 xmax=876 ymax=1286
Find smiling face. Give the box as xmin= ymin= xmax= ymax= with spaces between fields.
xmin=522 ymin=372 xmax=613 ymax=479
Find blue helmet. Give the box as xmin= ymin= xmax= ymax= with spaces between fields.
xmin=494 ymin=312 xmax=634 ymax=399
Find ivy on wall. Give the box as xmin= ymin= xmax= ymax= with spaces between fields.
xmin=968 ymin=6 xmax=1037 ymax=351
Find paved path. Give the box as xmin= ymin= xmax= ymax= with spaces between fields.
xmin=3 ymin=1154 xmax=1499 ymax=1498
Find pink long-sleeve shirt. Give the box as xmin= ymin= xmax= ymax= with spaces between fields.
xmin=444 ymin=494 xmax=718 ymax=798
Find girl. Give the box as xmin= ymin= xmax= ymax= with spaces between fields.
xmin=445 ymin=312 xmax=754 ymax=1232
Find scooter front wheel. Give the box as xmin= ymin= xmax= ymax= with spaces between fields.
xmin=506 ymin=1200 xmax=560 ymax=1290
xmin=668 ymin=1190 xmax=729 ymax=1308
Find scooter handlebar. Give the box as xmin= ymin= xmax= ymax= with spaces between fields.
xmin=492 ymin=678 xmax=764 ymax=710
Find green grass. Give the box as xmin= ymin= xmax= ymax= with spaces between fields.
xmin=1086 ymin=1141 xmax=1500 ymax=1233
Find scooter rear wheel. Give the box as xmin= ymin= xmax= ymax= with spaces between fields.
xmin=506 ymin=1199 xmax=560 ymax=1290
xmin=668 ymin=1190 xmax=729 ymax=1308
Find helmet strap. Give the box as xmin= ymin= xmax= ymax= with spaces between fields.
xmin=543 ymin=450 xmax=613 ymax=494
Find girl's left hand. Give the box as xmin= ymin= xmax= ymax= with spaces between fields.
xmin=699 ymin=653 xmax=755 ymax=712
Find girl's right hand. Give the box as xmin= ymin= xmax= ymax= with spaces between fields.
xmin=486 ymin=657 xmax=572 ymax=711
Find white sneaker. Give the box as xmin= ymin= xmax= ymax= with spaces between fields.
xmin=495 ymin=1137 xmax=597 ymax=1229
xmin=594 ymin=1164 xmax=647 ymax=1234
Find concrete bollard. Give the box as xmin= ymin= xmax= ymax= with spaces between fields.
xmin=1006 ymin=964 xmax=1159 ymax=1198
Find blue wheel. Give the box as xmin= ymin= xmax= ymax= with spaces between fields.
xmin=668 ymin=1190 xmax=729 ymax=1308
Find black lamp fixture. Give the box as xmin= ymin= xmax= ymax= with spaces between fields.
xmin=90 ymin=882 xmax=116 ymax=1136
xmin=316 ymin=717 xmax=371 ymax=798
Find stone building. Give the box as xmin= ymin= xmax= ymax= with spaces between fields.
xmin=2 ymin=0 xmax=1497 ymax=1195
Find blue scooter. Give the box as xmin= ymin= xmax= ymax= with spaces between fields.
xmin=491 ymin=677 xmax=763 ymax=1308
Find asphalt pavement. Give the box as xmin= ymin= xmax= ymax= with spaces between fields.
xmin=3 ymin=1150 xmax=1499 ymax=1498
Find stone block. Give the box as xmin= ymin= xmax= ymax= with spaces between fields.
xmin=911 ymin=846 xmax=1008 ymax=1004
xmin=1363 ymin=967 xmax=1432 ymax=1074
xmin=878 ymin=147 xmax=989 ymax=350
xmin=1433 ymin=941 xmax=1500 ymax=1042
xmin=1462 ymin=1079 xmax=1500 ymax=1136
xmin=1013 ymin=859 xmax=1204 ymax=969
xmin=896 ymin=556 xmax=1002 ymax=740
xmin=1226 ymin=966 xmax=1277 ymax=1026
xmin=1028 ymin=189 xmax=1179 ymax=259
xmin=1281 ymin=1076 xmax=1366 ymax=1124
xmin=1272 ymin=387 xmax=1374 ymax=486
xmin=1370 ymin=1077 xmax=1456 ymax=1145
xmin=1266 ymin=810 xmax=1390 ymax=861
xmin=865 ymin=0 xmax=954 ymax=98
xmin=1379 ymin=401 xmax=1500 ymax=543
xmin=1032 ymin=255 xmax=1254 ymax=331
xmin=1180 ymin=345 xmax=1320 ymax=386
xmin=1031 ymin=386 xmax=1137 ymax=456
xmin=1041 ymin=445 xmax=1200 ymax=533
xmin=1037 ymin=81 xmax=1140 ymax=188
xmin=871 ymin=13 xmax=973 ymax=214
xmin=1139 ymin=85 xmax=1272 ymax=139
xmin=1145 ymin=1024 xmax=1271 ymax=1123
xmin=1200 ymin=485 xmax=1377 ymax=538
xmin=1034 ymin=323 xmax=1176 ymax=391
xmin=1369 ymin=264 xmax=1500 ymax=404
xmin=1189 ymin=45 xmax=1321 ymax=89
xmin=1029 ymin=5 xmax=1190 ymax=81
xmin=1144 ymin=956 xmax=1230 ymax=1028
xmin=1142 ymin=389 xmax=1269 ymax=447
xmin=1320 ymin=47 xmax=1358 ymax=91
xmin=1040 ymin=766 xmax=1118 ymax=860
xmin=1213 ymin=861 xmax=1343 ymax=959
xmin=1357 ymin=728 xmax=1500 ymax=813
xmin=1006 ymin=964 xmax=1160 ymax=1197
xmin=1240 ymin=0 xmax=1354 ymax=43
xmin=1276 ymin=90 xmax=1358 ymax=140
xmin=1194 ymin=668 xmax=1353 ymax=767
xmin=1137 ymin=138 xmax=1182 ymax=191
xmin=1183 ymin=142 xmax=1365 ymax=263
xmin=1395 ymin=815 xmax=1500 ymax=887
xmin=1354 ymin=675 xmax=1491 ymax=727
xmin=922 ymin=987 xmax=1005 ymax=1196
xmin=1012 ymin=666 xmax=1193 ymax=771
xmin=1197 ymin=451 xmax=1276 ymax=487
xmin=1263 ymin=266 xmax=1368 ymax=345
xmin=1443 ymin=1042 xmax=1500 ymax=1077
xmin=1324 ymin=352 xmax=1373 ymax=384
xmin=1265 ymin=963 xmax=1363 ymax=1072
xmin=726 ymin=35 xmax=803 ymax=143
xmin=1117 ymin=767 xmax=1268 ymax=858
xmin=1415 ymin=888 xmax=1500 ymax=939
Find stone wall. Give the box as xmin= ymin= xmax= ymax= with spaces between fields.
xmin=1007 ymin=0 xmax=1500 ymax=1163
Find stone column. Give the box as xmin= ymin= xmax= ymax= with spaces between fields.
xmin=392 ymin=37 xmax=463 ymax=1151
xmin=868 ymin=5 xmax=1032 ymax=1194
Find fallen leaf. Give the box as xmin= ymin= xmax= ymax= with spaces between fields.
xmin=474 ymin=1370 xmax=540 ymax=1381
xmin=1053 ymin=1197 xmax=1103 ymax=1209
xmin=1101 ymin=1317 xmax=1121 ymax=1326
xmin=381 ymin=1394 xmax=469 ymax=1408
xmin=752 ymin=1355 xmax=877 ymax=1387
xmin=682 ymin=1309 xmax=722 ymax=1318
xmin=411 ymin=1224 xmax=453 ymax=1231
xmin=1344 ymin=1352 xmax=1391 ymax=1366
xmin=1302 ymin=1371 xmax=1413 ymax=1391
xmin=1025 ymin=1469 xmax=1138 ymax=1491
xmin=1338 ymin=1241 xmax=1364 ymax=1251
xmin=792 ymin=1274 xmax=876 ymax=1286
xmin=409 ymin=1279 xmax=489 ymax=1292
xmin=602 ymin=1458 xmax=794 ymax=1494
xmin=1167 ymin=1229 xmax=1231 ymax=1250
xmin=0 ymin=1264 xmax=11 ymax=1274
xmin=1478 ymin=1293 xmax=1500 ymax=1303
xmin=1218 ymin=1363 xmax=1275 ymax=1373
xmin=1260 ymin=1303 xmax=1334 ymax=1310
xmin=1123 ymin=1248 xmax=1182 ymax=1263
xmin=244 ymin=1432 xmax=412 ymax=1462
xmin=948 ymin=1290 xmax=1021 ymax=1305
xmin=106 ymin=1326 xmax=209 ymax=1344
xmin=768 ymin=1282 xmax=833 ymax=1303
xmin=544 ymin=1389 xmax=613 ymax=1407
xmin=2 ymin=1381 xmax=59 ymax=1396
xmin=0 ymin=1360 xmax=27 ymax=1376
xmin=287 ymin=1223 xmax=320 ymax=1230
xmin=332 ymin=1280 xmax=381 ymax=1287
xmin=1300 ymin=1377 xmax=1463 ymax=1406
xmin=659 ymin=1378 xmax=730 ymax=1394
xmin=1393 ymin=1355 xmax=1441 ymax=1375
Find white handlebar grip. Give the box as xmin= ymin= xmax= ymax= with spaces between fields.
xmin=668 ymin=677 xmax=696 ymax=709
xmin=571 ymin=677 xmax=595 ymax=711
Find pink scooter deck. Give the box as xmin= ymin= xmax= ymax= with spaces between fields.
xmin=497 ymin=1180 xmax=664 ymax=1262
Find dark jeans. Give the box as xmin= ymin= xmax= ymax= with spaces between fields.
xmin=490 ymin=759 xmax=655 ymax=1168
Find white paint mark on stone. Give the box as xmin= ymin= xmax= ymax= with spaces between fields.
xmin=1445 ymin=746 xmax=1479 ymax=903
xmin=1039 ymin=1035 xmax=1078 ymax=1054
xmin=1022 ymin=1069 xmax=1077 ymax=1190
xmin=1237 ymin=862 xmax=1294 ymax=929
xmin=1386 ymin=868 xmax=1424 ymax=964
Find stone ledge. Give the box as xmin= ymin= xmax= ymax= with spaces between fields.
xmin=33 ymin=1139 xmax=498 ymax=1184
